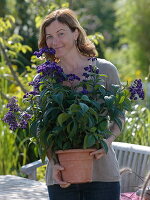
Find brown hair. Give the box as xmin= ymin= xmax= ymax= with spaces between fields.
xmin=38 ymin=8 xmax=97 ymax=61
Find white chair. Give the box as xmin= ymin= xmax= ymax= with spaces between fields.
xmin=112 ymin=142 xmax=150 ymax=192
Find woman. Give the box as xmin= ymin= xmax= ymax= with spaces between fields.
xmin=38 ymin=8 xmax=124 ymax=200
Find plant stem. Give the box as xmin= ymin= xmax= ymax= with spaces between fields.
xmin=0 ymin=43 xmax=27 ymax=93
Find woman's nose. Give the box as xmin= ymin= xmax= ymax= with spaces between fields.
xmin=52 ymin=37 xmax=59 ymax=47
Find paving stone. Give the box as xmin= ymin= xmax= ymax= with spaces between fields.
xmin=0 ymin=175 xmax=49 ymax=200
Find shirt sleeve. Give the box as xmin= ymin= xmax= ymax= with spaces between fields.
xmin=96 ymin=58 xmax=124 ymax=137
xmin=96 ymin=58 xmax=121 ymax=90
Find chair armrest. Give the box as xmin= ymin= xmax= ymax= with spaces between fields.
xmin=21 ymin=158 xmax=48 ymax=180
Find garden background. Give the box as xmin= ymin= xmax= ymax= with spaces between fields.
xmin=0 ymin=0 xmax=150 ymax=181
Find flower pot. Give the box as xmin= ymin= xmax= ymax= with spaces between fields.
xmin=56 ymin=149 xmax=95 ymax=184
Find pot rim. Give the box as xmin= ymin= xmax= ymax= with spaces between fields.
xmin=56 ymin=148 xmax=96 ymax=154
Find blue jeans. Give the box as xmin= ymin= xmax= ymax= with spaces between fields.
xmin=47 ymin=181 xmax=120 ymax=200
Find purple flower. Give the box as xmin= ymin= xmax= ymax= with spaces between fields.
xmin=129 ymin=79 xmax=144 ymax=100
xmin=36 ymin=61 xmax=65 ymax=83
xmin=88 ymin=57 xmax=97 ymax=61
xmin=82 ymin=73 xmax=89 ymax=78
xmin=19 ymin=120 xmax=28 ymax=129
xmin=84 ymin=65 xmax=93 ymax=73
xmin=33 ymin=47 xmax=55 ymax=58
xmin=23 ymin=91 xmax=39 ymax=98
xmin=3 ymin=111 xmax=19 ymax=131
xmin=29 ymin=76 xmax=41 ymax=90
xmin=84 ymin=66 xmax=89 ymax=71
xmin=81 ymin=88 xmax=89 ymax=94
xmin=6 ymin=96 xmax=20 ymax=112
xmin=95 ymin=68 xmax=99 ymax=74
xmin=67 ymin=74 xmax=80 ymax=81
xmin=22 ymin=113 xmax=32 ymax=120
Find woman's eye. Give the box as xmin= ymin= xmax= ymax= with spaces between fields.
xmin=58 ymin=32 xmax=64 ymax=36
xmin=46 ymin=36 xmax=52 ymax=40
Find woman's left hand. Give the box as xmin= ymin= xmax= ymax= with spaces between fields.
xmin=90 ymin=148 xmax=106 ymax=160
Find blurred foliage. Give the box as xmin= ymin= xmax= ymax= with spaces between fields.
xmin=0 ymin=15 xmax=38 ymax=175
xmin=37 ymin=165 xmax=47 ymax=182
xmin=115 ymin=0 xmax=150 ymax=76
xmin=73 ymin=0 xmax=118 ymax=48
xmin=117 ymin=104 xmax=150 ymax=146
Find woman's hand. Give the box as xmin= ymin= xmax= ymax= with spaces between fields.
xmin=90 ymin=134 xmax=118 ymax=160
xmin=52 ymin=164 xmax=71 ymax=188
xmin=90 ymin=139 xmax=110 ymax=160
xmin=90 ymin=148 xmax=106 ymax=159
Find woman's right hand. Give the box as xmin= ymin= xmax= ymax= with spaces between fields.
xmin=52 ymin=164 xmax=71 ymax=188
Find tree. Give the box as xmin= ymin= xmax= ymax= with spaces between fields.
xmin=115 ymin=0 xmax=150 ymax=76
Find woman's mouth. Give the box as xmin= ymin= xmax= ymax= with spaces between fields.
xmin=55 ymin=47 xmax=63 ymax=50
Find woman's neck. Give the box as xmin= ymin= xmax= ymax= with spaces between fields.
xmin=58 ymin=52 xmax=90 ymax=74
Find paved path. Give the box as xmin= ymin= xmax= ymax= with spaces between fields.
xmin=0 ymin=175 xmax=49 ymax=200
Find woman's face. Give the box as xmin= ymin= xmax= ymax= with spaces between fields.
xmin=45 ymin=20 xmax=78 ymax=59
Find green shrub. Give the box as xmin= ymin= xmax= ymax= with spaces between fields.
xmin=117 ymin=104 xmax=150 ymax=146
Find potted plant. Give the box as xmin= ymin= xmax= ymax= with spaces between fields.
xmin=3 ymin=47 xmax=144 ymax=183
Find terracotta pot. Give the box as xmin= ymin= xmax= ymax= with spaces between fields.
xmin=56 ymin=149 xmax=95 ymax=184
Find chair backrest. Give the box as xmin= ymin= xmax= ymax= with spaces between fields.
xmin=112 ymin=142 xmax=150 ymax=193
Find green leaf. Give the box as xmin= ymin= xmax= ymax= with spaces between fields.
xmin=99 ymin=119 xmax=108 ymax=131
xmin=43 ymin=107 xmax=60 ymax=124
xmin=114 ymin=117 xmax=123 ymax=131
xmin=43 ymin=107 xmax=55 ymax=119
xmin=111 ymin=84 xmax=120 ymax=94
xmin=91 ymin=100 xmax=101 ymax=110
xmin=99 ymin=86 xmax=106 ymax=96
xmin=89 ymin=108 xmax=98 ymax=121
xmin=88 ymin=116 xmax=95 ymax=127
xmin=83 ymin=135 xmax=88 ymax=148
xmin=29 ymin=120 xmax=38 ymax=137
xmin=119 ymin=96 xmax=125 ymax=104
xmin=81 ymin=95 xmax=91 ymax=102
xmin=69 ymin=121 xmax=78 ymax=139
xmin=104 ymin=95 xmax=115 ymax=108
xmin=83 ymin=135 xmax=96 ymax=148
xmin=90 ymin=127 xmax=97 ymax=132
xmin=40 ymin=88 xmax=49 ymax=99
xmin=62 ymin=141 xmax=72 ymax=150
xmin=67 ymin=121 xmax=73 ymax=134
xmin=52 ymin=92 xmax=63 ymax=105
xmin=47 ymin=134 xmax=53 ymax=142
xmin=69 ymin=104 xmax=80 ymax=112
xmin=100 ymin=140 xmax=108 ymax=153
xmin=79 ymin=103 xmax=89 ymax=113
xmin=57 ymin=113 xmax=70 ymax=126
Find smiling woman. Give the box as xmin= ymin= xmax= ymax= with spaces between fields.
xmin=36 ymin=8 xmax=123 ymax=200
xmin=45 ymin=21 xmax=79 ymax=59
xmin=38 ymin=8 xmax=97 ymax=63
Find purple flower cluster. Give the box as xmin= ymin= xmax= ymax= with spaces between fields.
xmin=84 ymin=65 xmax=93 ymax=72
xmin=23 ymin=91 xmax=39 ymax=99
xmin=37 ymin=61 xmax=66 ymax=83
xmin=3 ymin=111 xmax=18 ymax=131
xmin=84 ymin=65 xmax=99 ymax=74
xmin=82 ymin=73 xmax=89 ymax=78
xmin=81 ymin=87 xmax=89 ymax=94
xmin=88 ymin=57 xmax=97 ymax=61
xmin=66 ymin=74 xmax=80 ymax=81
xmin=19 ymin=113 xmax=32 ymax=129
xmin=6 ymin=96 xmax=20 ymax=112
xmin=33 ymin=47 xmax=55 ymax=58
xmin=29 ymin=77 xmax=41 ymax=90
xmin=3 ymin=97 xmax=32 ymax=131
xmin=23 ymin=75 xmax=42 ymax=98
xmin=129 ymin=79 xmax=144 ymax=100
